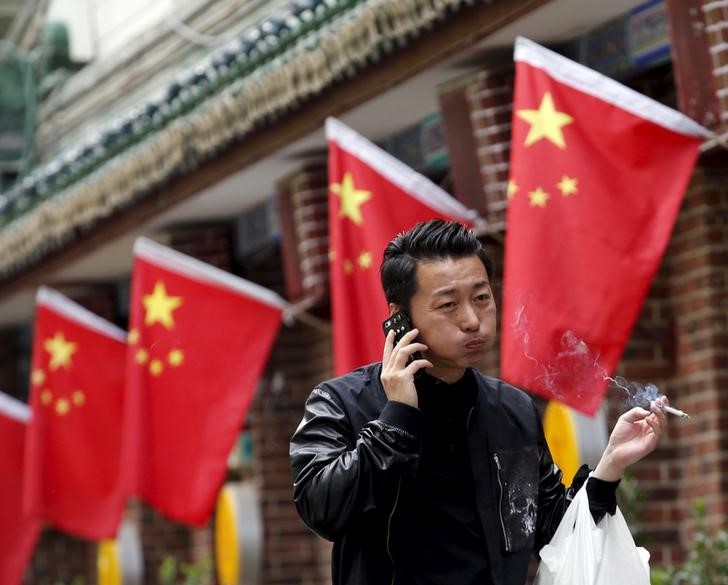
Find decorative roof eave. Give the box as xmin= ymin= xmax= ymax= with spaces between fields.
xmin=0 ymin=0 xmax=482 ymax=281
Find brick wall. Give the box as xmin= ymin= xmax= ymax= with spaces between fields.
xmin=276 ymin=164 xmax=330 ymax=306
xmin=667 ymin=164 xmax=728 ymax=540
xmin=246 ymin=238 xmax=333 ymax=585
xmin=24 ymin=530 xmax=96 ymax=585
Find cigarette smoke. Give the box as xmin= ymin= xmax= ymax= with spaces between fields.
xmin=511 ymin=304 xmax=662 ymax=411
xmin=605 ymin=376 xmax=662 ymax=410
xmin=511 ymin=304 xmax=607 ymax=403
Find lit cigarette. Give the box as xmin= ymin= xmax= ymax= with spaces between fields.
xmin=662 ymin=404 xmax=690 ymax=419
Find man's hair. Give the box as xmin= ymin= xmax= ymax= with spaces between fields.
xmin=380 ymin=219 xmax=494 ymax=311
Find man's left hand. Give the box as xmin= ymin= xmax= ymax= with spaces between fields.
xmin=593 ymin=396 xmax=668 ymax=482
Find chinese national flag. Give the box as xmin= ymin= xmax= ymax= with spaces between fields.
xmin=0 ymin=393 xmax=39 ymax=585
xmin=121 ymin=238 xmax=285 ymax=525
xmin=501 ymin=38 xmax=706 ymax=415
xmin=24 ymin=287 xmax=126 ymax=538
xmin=326 ymin=118 xmax=482 ymax=374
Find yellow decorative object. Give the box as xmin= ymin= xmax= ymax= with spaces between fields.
xmin=98 ymin=539 xmax=122 ymax=585
xmin=543 ymin=400 xmax=580 ymax=486
xmin=142 ymin=281 xmax=183 ymax=329
xmin=216 ymin=486 xmax=240 ymax=585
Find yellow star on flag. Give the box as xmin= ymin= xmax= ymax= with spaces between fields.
xmin=44 ymin=332 xmax=78 ymax=371
xmin=557 ymin=175 xmax=578 ymax=197
xmin=135 ymin=348 xmax=149 ymax=365
xmin=507 ymin=180 xmax=518 ymax=200
xmin=529 ymin=187 xmax=550 ymax=208
xmin=330 ymin=172 xmax=372 ymax=226
xmin=343 ymin=259 xmax=354 ymax=274
xmin=168 ymin=349 xmax=184 ymax=367
xmin=149 ymin=359 xmax=164 ymax=377
xmin=358 ymin=251 xmax=372 ymax=269
xmin=55 ymin=398 xmax=70 ymax=416
xmin=143 ymin=281 xmax=183 ymax=330
xmin=128 ymin=329 xmax=140 ymax=344
xmin=516 ymin=92 xmax=574 ymax=149
xmin=31 ymin=369 xmax=46 ymax=385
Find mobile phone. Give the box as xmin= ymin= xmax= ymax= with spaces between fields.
xmin=382 ymin=311 xmax=423 ymax=366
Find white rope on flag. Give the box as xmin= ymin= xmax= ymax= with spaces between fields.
xmin=134 ymin=237 xmax=290 ymax=313
xmin=36 ymin=286 xmax=127 ymax=342
xmin=0 ymin=391 xmax=30 ymax=423
xmin=514 ymin=37 xmax=711 ymax=139
xmin=325 ymin=117 xmax=484 ymax=227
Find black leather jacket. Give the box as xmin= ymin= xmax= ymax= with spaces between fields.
xmin=290 ymin=363 xmax=612 ymax=585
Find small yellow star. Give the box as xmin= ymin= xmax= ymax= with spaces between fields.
xmin=557 ymin=175 xmax=578 ymax=197
xmin=149 ymin=359 xmax=164 ymax=377
xmin=72 ymin=391 xmax=85 ymax=406
xmin=143 ymin=281 xmax=183 ymax=330
xmin=328 ymin=249 xmax=337 ymax=262
xmin=516 ymin=92 xmax=574 ymax=149
xmin=330 ymin=172 xmax=372 ymax=226
xmin=44 ymin=332 xmax=78 ymax=371
xmin=168 ymin=349 xmax=184 ymax=367
xmin=128 ymin=329 xmax=140 ymax=344
xmin=358 ymin=251 xmax=372 ymax=269
xmin=343 ymin=259 xmax=354 ymax=274
xmin=31 ymin=369 xmax=46 ymax=386
xmin=507 ymin=180 xmax=518 ymax=200
xmin=40 ymin=389 xmax=53 ymax=406
xmin=55 ymin=398 xmax=70 ymax=416
xmin=529 ymin=187 xmax=550 ymax=208
xmin=135 ymin=348 xmax=149 ymax=365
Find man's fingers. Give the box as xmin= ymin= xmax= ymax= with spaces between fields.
xmin=405 ymin=358 xmax=433 ymax=376
xmin=621 ymin=407 xmax=651 ymax=424
xmin=382 ymin=329 xmax=395 ymax=362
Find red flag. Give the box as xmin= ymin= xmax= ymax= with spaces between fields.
xmin=24 ymin=287 xmax=127 ymax=538
xmin=121 ymin=238 xmax=285 ymax=525
xmin=326 ymin=118 xmax=482 ymax=374
xmin=0 ymin=393 xmax=40 ymax=585
xmin=501 ymin=37 xmax=706 ymax=415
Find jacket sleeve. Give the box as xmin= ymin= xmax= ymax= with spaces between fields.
xmin=289 ymin=386 xmax=422 ymax=541
xmin=533 ymin=406 xmax=619 ymax=553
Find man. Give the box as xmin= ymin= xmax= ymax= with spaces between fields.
xmin=290 ymin=219 xmax=666 ymax=585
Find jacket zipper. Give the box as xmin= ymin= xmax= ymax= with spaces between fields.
xmin=387 ymin=477 xmax=402 ymax=585
xmin=493 ymin=453 xmax=512 ymax=552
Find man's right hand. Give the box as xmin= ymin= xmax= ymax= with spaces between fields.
xmin=380 ymin=329 xmax=431 ymax=408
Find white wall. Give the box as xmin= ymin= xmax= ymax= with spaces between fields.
xmin=46 ymin=0 xmax=189 ymax=62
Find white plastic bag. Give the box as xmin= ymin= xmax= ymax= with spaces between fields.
xmin=535 ymin=480 xmax=650 ymax=585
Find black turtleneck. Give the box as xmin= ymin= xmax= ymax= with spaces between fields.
xmin=395 ymin=370 xmax=493 ymax=585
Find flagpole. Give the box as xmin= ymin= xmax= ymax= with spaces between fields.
xmin=283 ymin=298 xmax=332 ymax=333
xmin=700 ymin=130 xmax=728 ymax=153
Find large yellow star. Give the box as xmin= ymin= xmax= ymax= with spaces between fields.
xmin=44 ymin=332 xmax=78 ymax=371
xmin=330 ymin=173 xmax=371 ymax=226
xmin=143 ymin=281 xmax=183 ymax=330
xmin=516 ymin=92 xmax=574 ymax=149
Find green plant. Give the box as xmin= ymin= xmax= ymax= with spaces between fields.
xmin=651 ymin=499 xmax=728 ymax=585
xmin=616 ymin=470 xmax=647 ymax=536
xmin=53 ymin=578 xmax=84 ymax=585
xmin=158 ymin=554 xmax=213 ymax=585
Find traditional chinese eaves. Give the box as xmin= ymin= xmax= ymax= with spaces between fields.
xmin=0 ymin=0 xmax=523 ymax=288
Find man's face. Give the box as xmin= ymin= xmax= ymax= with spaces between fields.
xmin=407 ymin=255 xmax=496 ymax=381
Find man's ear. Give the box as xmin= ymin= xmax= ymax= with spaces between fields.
xmin=388 ymin=303 xmax=400 ymax=317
